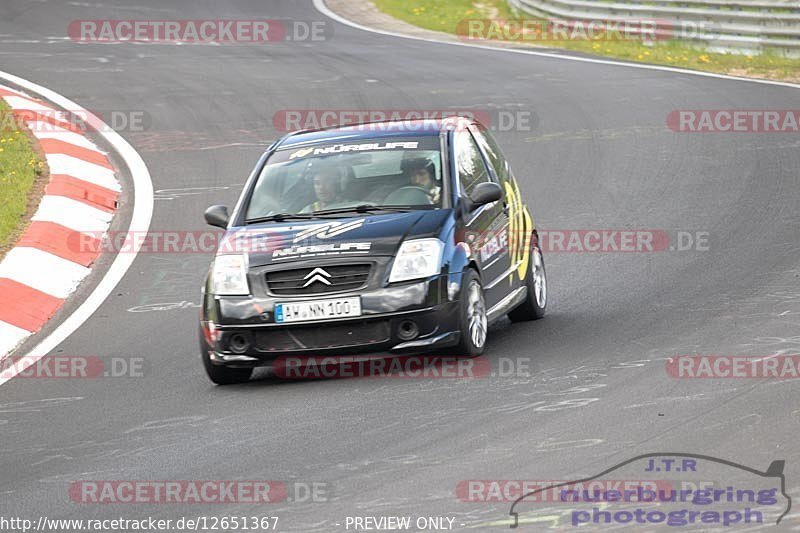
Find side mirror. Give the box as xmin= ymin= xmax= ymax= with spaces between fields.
xmin=204 ymin=205 xmax=229 ymax=228
xmin=469 ymin=182 xmax=503 ymax=209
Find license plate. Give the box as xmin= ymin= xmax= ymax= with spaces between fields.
xmin=275 ymin=297 xmax=362 ymax=323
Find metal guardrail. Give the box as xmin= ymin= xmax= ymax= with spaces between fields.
xmin=509 ymin=0 xmax=800 ymax=54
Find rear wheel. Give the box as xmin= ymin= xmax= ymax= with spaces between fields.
xmin=508 ymin=246 xmax=547 ymax=322
xmin=452 ymin=269 xmax=487 ymax=356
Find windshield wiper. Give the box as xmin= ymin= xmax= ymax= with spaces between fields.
xmin=311 ymin=205 xmax=429 ymax=216
xmin=245 ymin=213 xmax=318 ymax=224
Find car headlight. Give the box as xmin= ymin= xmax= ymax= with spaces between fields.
xmin=211 ymin=254 xmax=250 ymax=295
xmin=389 ymin=238 xmax=444 ymax=283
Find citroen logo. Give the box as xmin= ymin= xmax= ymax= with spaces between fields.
xmin=302 ymin=267 xmax=332 ymax=287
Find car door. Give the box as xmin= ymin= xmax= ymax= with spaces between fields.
xmin=453 ymin=128 xmax=512 ymax=309
xmin=471 ymin=122 xmax=533 ymax=297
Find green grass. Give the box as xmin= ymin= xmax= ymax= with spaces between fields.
xmin=374 ymin=0 xmax=519 ymax=34
xmin=372 ymin=0 xmax=800 ymax=82
xmin=0 ymin=99 xmax=44 ymax=252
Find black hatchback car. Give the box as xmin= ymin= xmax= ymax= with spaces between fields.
xmin=200 ymin=117 xmax=546 ymax=384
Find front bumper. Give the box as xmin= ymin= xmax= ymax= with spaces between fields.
xmin=200 ymin=275 xmax=462 ymax=368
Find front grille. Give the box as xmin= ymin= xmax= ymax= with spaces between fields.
xmin=266 ymin=264 xmax=371 ymax=295
xmin=254 ymin=320 xmax=390 ymax=351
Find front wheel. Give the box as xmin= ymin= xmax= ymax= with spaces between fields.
xmin=199 ymin=329 xmax=253 ymax=385
xmin=452 ymin=269 xmax=488 ymax=356
xmin=202 ymin=352 xmax=253 ymax=385
xmin=508 ymin=246 xmax=547 ymax=322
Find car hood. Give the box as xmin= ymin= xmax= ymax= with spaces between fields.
xmin=221 ymin=210 xmax=452 ymax=267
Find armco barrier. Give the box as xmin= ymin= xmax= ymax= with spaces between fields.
xmin=508 ymin=0 xmax=800 ymax=55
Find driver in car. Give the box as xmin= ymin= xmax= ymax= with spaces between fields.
xmin=403 ymin=157 xmax=440 ymax=203
xmin=302 ymin=166 xmax=349 ymax=212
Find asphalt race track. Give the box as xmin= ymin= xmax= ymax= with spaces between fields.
xmin=1 ymin=0 xmax=799 ymax=531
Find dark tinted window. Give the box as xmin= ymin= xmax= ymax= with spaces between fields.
xmin=455 ymin=130 xmax=491 ymax=196
xmin=471 ymin=124 xmax=508 ymax=181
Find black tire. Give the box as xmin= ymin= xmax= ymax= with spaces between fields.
xmin=452 ymin=269 xmax=488 ymax=357
xmin=508 ymin=246 xmax=547 ymax=322
xmin=199 ymin=329 xmax=253 ymax=385
xmin=202 ymin=352 xmax=253 ymax=385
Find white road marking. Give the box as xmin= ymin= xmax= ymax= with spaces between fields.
xmin=0 ymin=247 xmax=90 ymax=299
xmin=32 ymin=195 xmax=113 ymax=234
xmin=0 ymin=70 xmax=153 ymax=386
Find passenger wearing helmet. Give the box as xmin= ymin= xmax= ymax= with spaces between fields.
xmin=301 ymin=166 xmax=349 ymax=212
xmin=403 ymin=157 xmax=440 ymax=203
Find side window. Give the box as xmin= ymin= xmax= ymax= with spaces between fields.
xmin=455 ymin=130 xmax=491 ymax=196
xmin=471 ymin=124 xmax=508 ymax=182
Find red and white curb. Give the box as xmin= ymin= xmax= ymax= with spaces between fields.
xmin=0 ymin=84 xmax=120 ymax=358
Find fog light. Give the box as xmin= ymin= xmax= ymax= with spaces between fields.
xmin=397 ymin=320 xmax=419 ymax=341
xmin=229 ymin=333 xmax=250 ymax=354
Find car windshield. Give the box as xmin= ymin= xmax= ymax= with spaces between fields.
xmin=245 ymin=136 xmax=443 ymax=220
